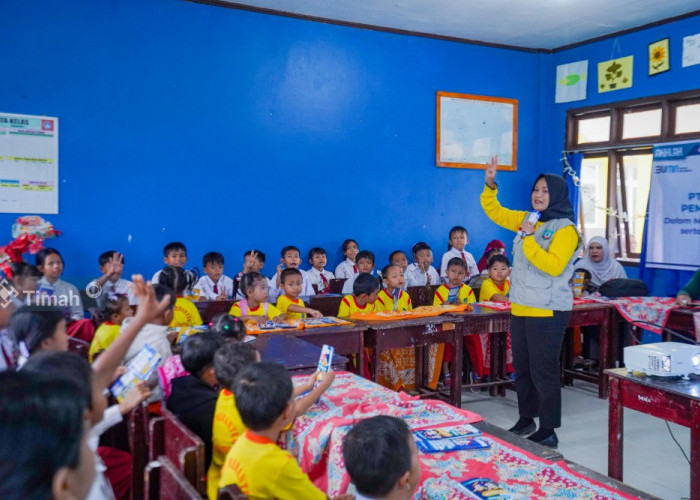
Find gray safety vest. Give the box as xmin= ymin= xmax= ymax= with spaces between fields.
xmin=509 ymin=218 xmax=583 ymax=311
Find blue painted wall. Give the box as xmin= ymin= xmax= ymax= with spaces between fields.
xmin=1 ymin=0 xmax=696 ymax=295
xmin=541 ymin=13 xmax=700 ymax=296
xmin=1 ymin=0 xmax=547 ymax=285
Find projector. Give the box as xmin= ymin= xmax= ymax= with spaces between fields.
xmin=624 ymin=342 xmax=700 ymax=379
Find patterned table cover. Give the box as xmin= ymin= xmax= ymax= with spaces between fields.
xmin=282 ymin=372 xmax=638 ymax=499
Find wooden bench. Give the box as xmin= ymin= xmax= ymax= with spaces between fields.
xmin=149 ymin=409 xmax=206 ymax=495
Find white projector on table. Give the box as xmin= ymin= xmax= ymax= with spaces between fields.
xmin=624 ymin=342 xmax=700 ymax=379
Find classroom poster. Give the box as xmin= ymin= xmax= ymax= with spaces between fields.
xmin=645 ymin=140 xmax=700 ymax=271
xmin=555 ymin=60 xmax=588 ymax=103
xmin=682 ymin=33 xmax=700 ymax=67
xmin=597 ymin=56 xmax=633 ymax=93
xmin=0 ymin=112 xmax=59 ymax=214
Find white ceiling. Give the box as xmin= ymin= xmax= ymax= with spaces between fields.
xmin=213 ymin=0 xmax=700 ymax=50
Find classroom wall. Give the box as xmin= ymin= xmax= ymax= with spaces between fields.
xmin=1 ymin=0 xmax=547 ymax=285
xmin=541 ymin=13 xmax=700 ymax=296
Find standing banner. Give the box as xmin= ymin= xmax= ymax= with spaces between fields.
xmin=645 ymin=140 xmax=700 ymax=271
xmin=0 ymin=112 xmax=59 ymax=214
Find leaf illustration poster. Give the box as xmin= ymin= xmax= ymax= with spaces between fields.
xmin=597 ymin=56 xmax=633 ymax=93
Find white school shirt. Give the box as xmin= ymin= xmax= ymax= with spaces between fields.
xmin=122 ymin=319 xmax=172 ymax=403
xmin=195 ymin=274 xmax=234 ymax=300
xmin=306 ymin=267 xmax=335 ymax=293
xmin=87 ymin=406 xmax=121 ymax=500
xmin=405 ymin=263 xmax=441 ymax=287
xmin=341 ymin=269 xmax=380 ymax=294
xmin=268 ymin=269 xmax=315 ymax=302
xmin=334 ymin=258 xmax=358 ymax=280
xmin=37 ymin=277 xmax=84 ymax=321
xmin=440 ymin=247 xmax=479 ymax=280
xmin=102 ymin=278 xmax=138 ymax=305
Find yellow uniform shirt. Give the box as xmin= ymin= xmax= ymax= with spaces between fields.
xmin=229 ymin=301 xmax=283 ymax=319
xmin=88 ymin=322 xmax=120 ymax=362
xmin=337 ymin=295 xmax=375 ymax=318
xmin=479 ymin=278 xmax=511 ymax=302
xmin=433 ymin=283 xmax=476 ymax=305
xmin=374 ymin=289 xmax=412 ymax=312
xmin=480 ymin=185 xmax=579 ymax=317
xmin=207 ymin=390 xmax=247 ymax=500
xmin=275 ymin=295 xmax=305 ymax=320
xmin=170 ymin=297 xmax=203 ymax=327
xmin=219 ymin=430 xmax=325 ymax=499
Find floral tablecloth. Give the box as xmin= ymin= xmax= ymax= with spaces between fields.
xmin=283 ymin=372 xmax=638 ymax=499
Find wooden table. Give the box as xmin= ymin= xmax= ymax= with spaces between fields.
xmin=474 ymin=421 xmax=659 ymax=498
xmin=664 ymin=306 xmax=699 ymax=342
xmin=563 ymin=302 xmax=615 ymax=399
xmin=289 ymin=324 xmax=366 ymax=376
xmin=252 ymin=335 xmax=349 ymax=374
xmin=447 ymin=306 xmax=512 ymax=396
xmin=357 ymin=315 xmax=464 ymax=408
xmin=606 ymin=368 xmax=700 ymax=500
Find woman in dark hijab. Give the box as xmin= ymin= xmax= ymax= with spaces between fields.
xmin=480 ymin=158 xmax=582 ymax=449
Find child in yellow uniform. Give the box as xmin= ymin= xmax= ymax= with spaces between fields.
xmin=337 ymin=273 xmax=380 ymax=318
xmin=219 ymin=362 xmax=334 ymax=498
xmin=229 ymin=272 xmax=284 ymax=324
xmin=433 ymin=258 xmax=477 ymax=388
xmin=158 ymin=266 xmax=203 ymax=327
xmin=479 ymin=254 xmax=511 ymax=302
xmin=275 ymin=269 xmax=322 ymax=320
xmin=474 ymin=253 xmax=514 ymax=378
xmin=209 ymin=344 xmax=334 ymax=499
xmin=375 ymin=265 xmax=415 ymax=391
xmin=375 ymin=265 xmax=412 ymax=312
xmin=89 ymin=294 xmax=133 ymax=362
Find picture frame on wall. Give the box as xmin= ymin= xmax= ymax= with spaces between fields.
xmin=436 ymin=91 xmax=518 ymax=171
xmin=648 ymin=38 xmax=670 ymax=76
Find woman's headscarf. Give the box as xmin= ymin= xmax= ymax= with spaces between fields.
xmin=575 ymin=236 xmax=627 ymax=286
xmin=477 ymin=240 xmax=506 ymax=272
xmin=534 ymin=174 xmax=575 ymax=223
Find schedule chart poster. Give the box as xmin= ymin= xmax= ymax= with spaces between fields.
xmin=645 ymin=140 xmax=700 ymax=271
xmin=0 ymin=112 xmax=58 ymax=214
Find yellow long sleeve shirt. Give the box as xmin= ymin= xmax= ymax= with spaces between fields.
xmin=480 ymin=185 xmax=579 ymax=317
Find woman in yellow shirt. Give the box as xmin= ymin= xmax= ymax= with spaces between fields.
xmin=481 ymin=156 xmax=582 ymax=449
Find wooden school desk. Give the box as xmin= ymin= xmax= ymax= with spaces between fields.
xmin=252 ymin=335 xmax=349 ymax=374
xmin=290 ymin=323 xmax=367 ymax=376
xmin=563 ymin=302 xmax=616 ymax=398
xmin=357 ymin=315 xmax=464 ymax=408
xmin=447 ymin=305 xmax=512 ymax=396
xmin=606 ymin=368 xmax=700 ymax=500
xmin=664 ymin=306 xmax=699 ymax=342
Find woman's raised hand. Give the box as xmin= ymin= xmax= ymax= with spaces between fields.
xmin=485 ymin=156 xmax=498 ymax=188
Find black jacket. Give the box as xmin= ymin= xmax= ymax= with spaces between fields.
xmin=166 ymin=375 xmax=218 ymax=468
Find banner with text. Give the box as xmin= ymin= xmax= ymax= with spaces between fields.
xmin=645 ymin=140 xmax=700 ymax=271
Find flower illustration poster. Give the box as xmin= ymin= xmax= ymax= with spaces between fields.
xmin=648 ymin=38 xmax=670 ymax=76
xmin=597 ymin=56 xmax=633 ymax=93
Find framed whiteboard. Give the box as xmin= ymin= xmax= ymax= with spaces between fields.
xmin=436 ymin=91 xmax=517 ymax=171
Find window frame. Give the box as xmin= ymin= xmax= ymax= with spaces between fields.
xmin=566 ymin=89 xmax=700 ymax=263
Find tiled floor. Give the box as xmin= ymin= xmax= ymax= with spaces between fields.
xmin=461 ymin=381 xmax=691 ymax=499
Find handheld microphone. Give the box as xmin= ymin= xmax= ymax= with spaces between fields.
xmin=519 ymin=210 xmax=541 ymax=237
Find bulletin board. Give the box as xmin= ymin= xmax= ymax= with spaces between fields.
xmin=436 ymin=91 xmax=517 ymax=171
xmin=0 ymin=112 xmax=59 ymax=213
